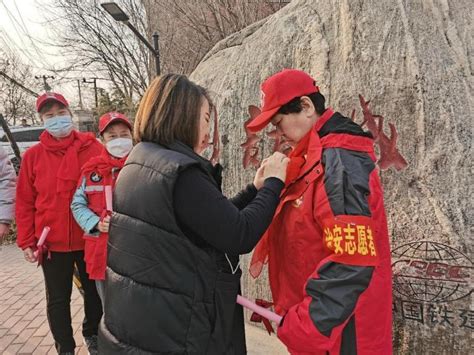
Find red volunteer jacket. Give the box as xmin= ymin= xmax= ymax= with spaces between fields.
xmin=16 ymin=131 xmax=102 ymax=252
xmin=250 ymin=110 xmax=392 ymax=355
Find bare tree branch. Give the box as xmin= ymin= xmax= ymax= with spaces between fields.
xmin=143 ymin=0 xmax=287 ymax=74
xmin=0 ymin=51 xmax=39 ymax=125
xmin=42 ymin=0 xmax=152 ymax=109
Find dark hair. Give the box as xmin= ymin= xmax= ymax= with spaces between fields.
xmin=134 ymin=73 xmax=212 ymax=147
xmin=277 ymin=92 xmax=326 ymax=116
xmin=38 ymin=101 xmax=68 ymax=116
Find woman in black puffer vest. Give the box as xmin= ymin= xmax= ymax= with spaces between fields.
xmin=98 ymin=74 xmax=289 ymax=354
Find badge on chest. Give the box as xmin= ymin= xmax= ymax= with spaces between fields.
xmin=90 ymin=172 xmax=103 ymax=183
xmin=292 ymin=196 xmax=304 ymax=208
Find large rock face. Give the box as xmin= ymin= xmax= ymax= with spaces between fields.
xmin=191 ymin=0 xmax=473 ymax=353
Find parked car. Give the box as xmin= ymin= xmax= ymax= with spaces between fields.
xmin=0 ymin=126 xmax=45 ymax=172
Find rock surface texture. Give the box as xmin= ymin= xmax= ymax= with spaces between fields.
xmin=191 ymin=0 xmax=473 ymax=353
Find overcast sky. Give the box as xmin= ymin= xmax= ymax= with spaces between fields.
xmin=0 ymin=0 xmax=96 ymax=107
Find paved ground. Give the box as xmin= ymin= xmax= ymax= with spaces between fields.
xmin=0 ymin=243 xmax=287 ymax=354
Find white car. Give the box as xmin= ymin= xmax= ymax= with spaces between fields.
xmin=0 ymin=126 xmax=45 ymax=172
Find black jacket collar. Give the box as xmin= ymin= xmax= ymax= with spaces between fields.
xmin=167 ymin=141 xmax=223 ymax=189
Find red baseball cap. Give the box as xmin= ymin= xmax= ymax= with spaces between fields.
xmin=36 ymin=92 xmax=69 ymax=113
xmin=98 ymin=112 xmax=132 ymax=135
xmin=247 ymin=69 xmax=319 ymax=132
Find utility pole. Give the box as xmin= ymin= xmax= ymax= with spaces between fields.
xmin=152 ymin=32 xmax=161 ymax=76
xmin=34 ymin=75 xmax=54 ymax=91
xmin=83 ymin=78 xmax=98 ymax=110
xmin=77 ymin=80 xmax=84 ymax=110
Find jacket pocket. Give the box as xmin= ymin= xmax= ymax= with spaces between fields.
xmin=206 ymin=270 xmax=243 ymax=354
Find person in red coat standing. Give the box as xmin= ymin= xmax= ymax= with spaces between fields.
xmin=16 ymin=92 xmax=103 ymax=355
xmin=247 ymin=69 xmax=392 ymax=355
xmin=71 ymin=112 xmax=133 ymax=303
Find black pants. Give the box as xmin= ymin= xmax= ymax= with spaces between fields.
xmin=42 ymin=251 xmax=103 ymax=353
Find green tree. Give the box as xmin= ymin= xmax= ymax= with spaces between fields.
xmin=97 ymin=88 xmax=136 ymax=122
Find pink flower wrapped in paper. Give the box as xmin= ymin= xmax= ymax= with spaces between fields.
xmin=33 ymin=226 xmax=51 ymax=267
xmin=105 ymin=185 xmax=113 ymax=212
xmin=100 ymin=185 xmax=113 ymax=221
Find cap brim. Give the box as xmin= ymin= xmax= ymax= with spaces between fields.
xmin=246 ymin=106 xmax=280 ymax=133
xmin=37 ymin=98 xmax=68 ymax=113
xmin=99 ymin=118 xmax=132 ymax=135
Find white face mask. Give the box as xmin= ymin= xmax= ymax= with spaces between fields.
xmin=106 ymin=138 xmax=133 ymax=158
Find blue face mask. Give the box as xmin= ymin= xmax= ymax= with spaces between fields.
xmin=44 ymin=115 xmax=74 ymax=138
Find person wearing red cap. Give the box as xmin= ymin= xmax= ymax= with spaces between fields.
xmin=98 ymin=74 xmax=289 ymax=354
xmin=71 ymin=112 xmax=133 ymax=302
xmin=16 ymin=92 xmax=103 ymax=355
xmin=247 ymin=69 xmax=392 ymax=355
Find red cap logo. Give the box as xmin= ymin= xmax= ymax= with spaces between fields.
xmin=98 ymin=112 xmax=132 ymax=135
xmin=260 ymin=90 xmax=266 ymax=109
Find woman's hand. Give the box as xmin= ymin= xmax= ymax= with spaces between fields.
xmin=262 ymin=152 xmax=290 ymax=183
xmin=0 ymin=223 xmax=10 ymax=240
xmin=253 ymin=162 xmax=267 ymax=190
xmin=23 ymin=247 xmax=37 ymax=263
xmin=98 ymin=215 xmax=111 ymax=233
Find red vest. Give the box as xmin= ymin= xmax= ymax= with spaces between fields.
xmin=83 ymin=167 xmax=120 ymax=280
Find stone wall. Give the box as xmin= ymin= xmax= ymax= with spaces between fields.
xmin=191 ymin=0 xmax=473 ymax=353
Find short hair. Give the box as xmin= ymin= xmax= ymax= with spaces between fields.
xmin=277 ymin=92 xmax=326 ymax=116
xmin=38 ymin=101 xmax=69 ymax=116
xmin=134 ymin=73 xmax=212 ymax=147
